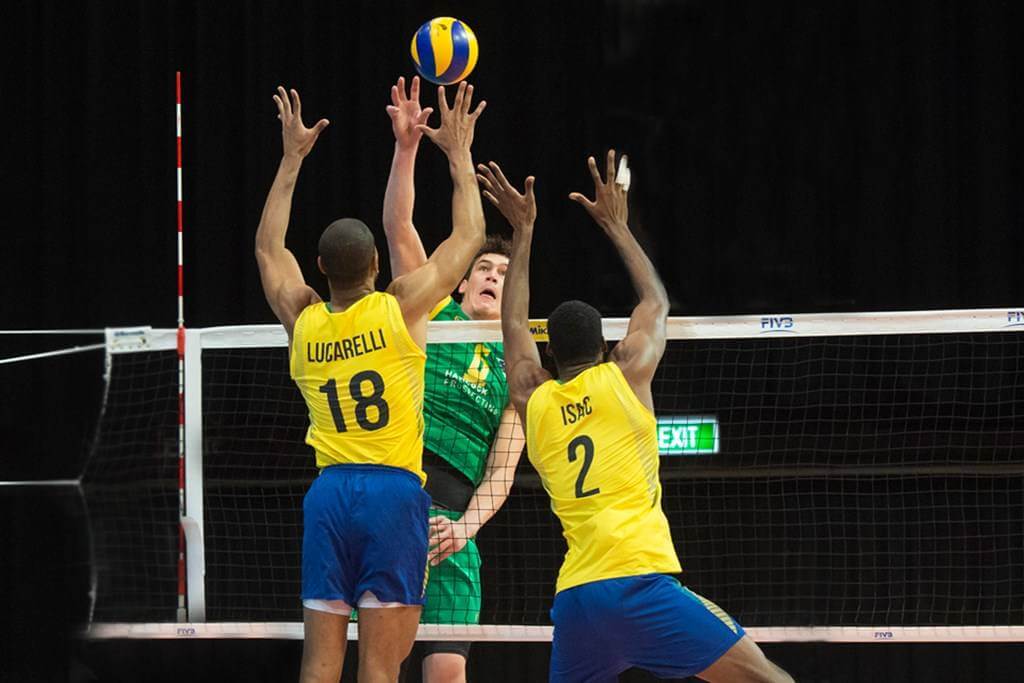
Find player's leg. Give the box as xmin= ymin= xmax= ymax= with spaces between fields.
xmin=300 ymin=606 xmax=350 ymax=683
xmin=695 ymin=636 xmax=793 ymax=683
xmin=422 ymin=649 xmax=468 ymax=683
xmin=357 ymin=604 xmax=422 ymax=683
xmin=300 ymin=468 xmax=359 ymax=682
xmin=352 ymin=466 xmax=432 ymax=683
xmin=621 ymin=575 xmax=789 ymax=682
xmin=420 ymin=516 xmax=480 ymax=683
xmin=548 ymin=580 xmax=627 ymax=683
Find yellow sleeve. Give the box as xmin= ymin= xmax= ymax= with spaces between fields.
xmin=428 ymin=296 xmax=454 ymax=321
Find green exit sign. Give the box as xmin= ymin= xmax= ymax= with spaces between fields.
xmin=657 ymin=416 xmax=719 ymax=455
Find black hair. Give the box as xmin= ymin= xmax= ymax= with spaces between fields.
xmin=547 ymin=300 xmax=604 ymax=366
xmin=318 ymin=218 xmax=376 ymax=288
xmin=463 ymin=235 xmax=512 ymax=281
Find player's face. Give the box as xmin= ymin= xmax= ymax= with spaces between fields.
xmin=458 ymin=253 xmax=509 ymax=321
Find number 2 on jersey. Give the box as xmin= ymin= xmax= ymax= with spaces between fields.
xmin=568 ymin=435 xmax=600 ymax=498
xmin=318 ymin=369 xmax=390 ymax=432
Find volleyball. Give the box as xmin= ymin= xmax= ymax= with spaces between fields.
xmin=410 ymin=17 xmax=479 ymax=86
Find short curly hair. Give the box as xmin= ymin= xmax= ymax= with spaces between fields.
xmin=463 ymin=235 xmax=512 ymax=281
xmin=547 ymin=300 xmax=604 ymax=366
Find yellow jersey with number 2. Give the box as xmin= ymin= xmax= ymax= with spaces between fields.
xmin=526 ymin=362 xmax=681 ymax=593
xmin=290 ymin=292 xmax=427 ymax=483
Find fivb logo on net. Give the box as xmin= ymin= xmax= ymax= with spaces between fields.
xmin=1006 ymin=311 xmax=1024 ymax=328
xmin=759 ymin=315 xmax=795 ymax=333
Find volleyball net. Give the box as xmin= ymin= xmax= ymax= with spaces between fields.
xmin=80 ymin=309 xmax=1024 ymax=641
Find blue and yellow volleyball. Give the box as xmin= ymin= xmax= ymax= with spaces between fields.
xmin=410 ymin=17 xmax=479 ymax=86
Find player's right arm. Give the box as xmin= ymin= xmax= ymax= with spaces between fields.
xmin=481 ymin=162 xmax=551 ymax=421
xmin=382 ymin=76 xmax=434 ymax=279
xmin=255 ymin=86 xmax=329 ymax=339
xmin=388 ymin=82 xmax=487 ymax=346
xmin=570 ymin=150 xmax=668 ymax=411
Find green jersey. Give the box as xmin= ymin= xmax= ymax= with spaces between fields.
xmin=423 ymin=296 xmax=509 ymax=485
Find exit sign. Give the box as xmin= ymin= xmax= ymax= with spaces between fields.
xmin=657 ymin=416 xmax=719 ymax=455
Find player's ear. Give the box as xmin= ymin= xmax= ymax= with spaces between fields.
xmin=369 ymin=250 xmax=381 ymax=286
xmin=317 ymin=256 xmax=327 ymax=275
xmin=457 ymin=279 xmax=469 ymax=295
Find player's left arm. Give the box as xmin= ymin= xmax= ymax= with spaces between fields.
xmin=481 ymin=161 xmax=551 ymax=422
xmin=428 ymin=404 xmax=525 ymax=565
xmin=255 ymin=87 xmax=328 ymax=338
xmin=387 ymin=82 xmax=487 ymax=342
xmin=382 ymin=76 xmax=433 ymax=279
xmin=570 ymin=150 xmax=668 ymax=410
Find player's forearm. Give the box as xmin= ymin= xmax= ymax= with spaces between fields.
xmin=606 ymin=225 xmax=669 ymax=314
xmin=459 ymin=470 xmax=515 ymax=538
xmin=502 ymin=226 xmax=535 ymax=341
xmin=383 ymin=144 xmax=417 ymax=233
xmin=503 ymin=224 xmax=536 ymax=327
xmin=255 ymin=154 xmax=303 ymax=255
xmin=382 ymin=145 xmax=427 ymax=277
xmin=460 ymin=411 xmax=523 ymax=537
xmin=448 ymin=152 xmax=485 ymax=247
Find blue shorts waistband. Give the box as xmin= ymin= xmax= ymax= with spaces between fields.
xmin=318 ymin=462 xmax=422 ymax=485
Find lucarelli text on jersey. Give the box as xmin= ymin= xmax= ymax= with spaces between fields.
xmin=306 ymin=329 xmax=387 ymax=363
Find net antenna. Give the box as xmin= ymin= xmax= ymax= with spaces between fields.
xmin=174 ymin=70 xmax=195 ymax=623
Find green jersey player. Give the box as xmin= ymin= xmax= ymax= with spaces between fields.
xmin=382 ymin=76 xmax=526 ymax=683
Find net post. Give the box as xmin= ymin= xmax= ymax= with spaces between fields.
xmin=183 ymin=328 xmax=206 ymax=621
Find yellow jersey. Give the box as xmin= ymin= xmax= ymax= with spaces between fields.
xmin=525 ymin=362 xmax=681 ymax=593
xmin=290 ymin=292 xmax=427 ymax=482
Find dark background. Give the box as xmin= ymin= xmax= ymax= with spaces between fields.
xmin=2 ymin=0 xmax=1023 ymax=680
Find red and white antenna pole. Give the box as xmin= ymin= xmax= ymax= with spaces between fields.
xmin=175 ymin=70 xmax=187 ymax=623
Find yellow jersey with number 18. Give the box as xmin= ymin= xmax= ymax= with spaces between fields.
xmin=289 ymin=293 xmax=427 ymax=483
xmin=525 ymin=362 xmax=681 ymax=593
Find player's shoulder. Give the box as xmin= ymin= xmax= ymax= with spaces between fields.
xmin=428 ymin=295 xmax=458 ymax=321
xmin=522 ymin=371 xmax=556 ymax=406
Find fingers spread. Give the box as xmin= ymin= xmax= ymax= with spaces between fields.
xmin=290 ymin=89 xmax=302 ymax=119
xmin=489 ymin=161 xmax=514 ymax=192
xmin=482 ymin=189 xmax=500 ymax=206
xmin=415 ymin=123 xmax=438 ymax=139
xmin=277 ymin=86 xmax=292 ymax=117
xmin=587 ymin=156 xmax=602 ymax=185
xmin=606 ymin=148 xmax=616 ymax=184
xmin=417 ymin=107 xmax=434 ymax=124
xmin=477 ymin=171 xmax=496 ymax=193
xmin=569 ymin=192 xmax=596 ymax=209
xmin=452 ymin=81 xmax=467 ymax=114
xmin=462 ymin=84 xmax=474 ymax=115
xmin=525 ymin=176 xmax=536 ymax=196
xmin=410 ymin=75 xmax=420 ymax=102
xmin=615 ymin=154 xmax=631 ymax=191
xmin=470 ymin=99 xmax=487 ymax=120
xmin=476 ymin=163 xmax=496 ymax=184
xmin=437 ymin=85 xmax=450 ymax=113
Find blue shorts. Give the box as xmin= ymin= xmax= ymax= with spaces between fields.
xmin=549 ymin=574 xmax=745 ymax=682
xmin=301 ymin=464 xmax=430 ymax=608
